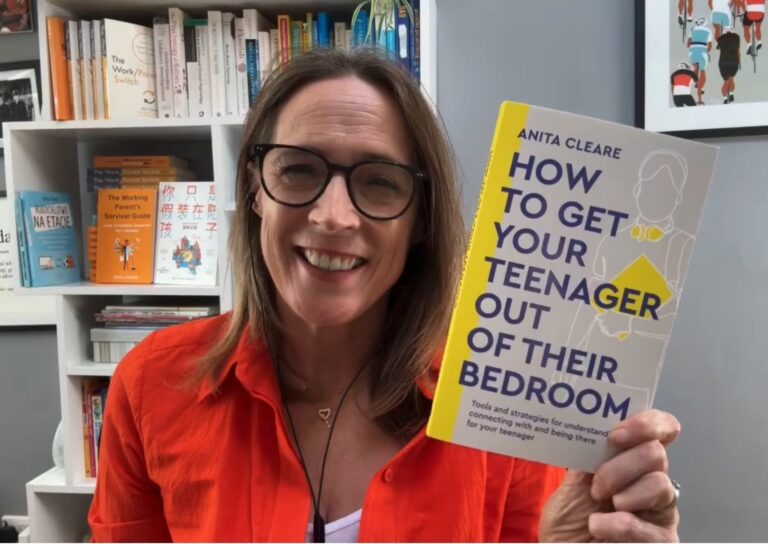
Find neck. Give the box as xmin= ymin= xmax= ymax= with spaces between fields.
xmin=276 ymin=296 xmax=388 ymax=404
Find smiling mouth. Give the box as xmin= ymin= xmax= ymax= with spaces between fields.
xmin=297 ymin=247 xmax=366 ymax=272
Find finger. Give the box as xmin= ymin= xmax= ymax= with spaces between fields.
xmin=608 ymin=409 xmax=681 ymax=449
xmin=612 ymin=471 xmax=677 ymax=512
xmin=589 ymin=511 xmax=678 ymax=543
xmin=591 ymin=440 xmax=667 ymax=501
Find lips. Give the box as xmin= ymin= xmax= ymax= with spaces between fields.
xmin=297 ymin=247 xmax=366 ymax=272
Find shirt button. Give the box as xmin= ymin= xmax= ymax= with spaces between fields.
xmin=383 ymin=468 xmax=394 ymax=482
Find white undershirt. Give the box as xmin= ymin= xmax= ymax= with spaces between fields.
xmin=306 ymin=509 xmax=362 ymax=543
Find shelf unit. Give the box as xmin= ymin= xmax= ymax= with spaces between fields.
xmin=6 ymin=0 xmax=437 ymax=541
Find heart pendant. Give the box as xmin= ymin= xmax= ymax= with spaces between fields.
xmin=318 ymin=408 xmax=332 ymax=428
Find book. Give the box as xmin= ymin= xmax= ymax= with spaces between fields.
xmin=242 ymin=9 xmax=274 ymax=82
xmin=277 ymin=15 xmax=291 ymax=64
xmin=426 ymin=102 xmax=718 ymax=472
xmin=16 ymin=192 xmax=80 ymax=287
xmin=81 ymin=379 xmax=93 ymax=478
xmin=222 ymin=12 xmax=237 ymax=116
xmin=168 ymin=7 xmax=190 ymax=118
xmin=396 ymin=5 xmax=411 ymax=72
xmin=184 ymin=18 xmax=211 ymax=119
xmin=154 ymin=182 xmax=218 ymax=286
xmin=411 ymin=0 xmax=420 ymax=80
xmin=102 ymin=19 xmax=157 ymax=119
xmin=94 ymin=188 xmax=157 ymax=284
xmin=207 ymin=11 xmax=226 ymax=118
xmin=245 ymin=37 xmax=260 ymax=105
xmin=234 ymin=17 xmax=248 ymax=117
xmin=258 ymin=30 xmax=272 ymax=82
xmin=46 ymin=17 xmax=73 ymax=120
xmin=291 ymin=21 xmax=302 ymax=55
xmin=87 ymin=167 xmax=195 ymax=177
xmin=92 ymin=156 xmax=189 ymax=168
xmin=334 ymin=22 xmax=347 ymax=50
xmin=14 ymin=193 xmax=31 ymax=287
xmin=66 ymin=20 xmax=84 ymax=120
xmin=153 ymin=16 xmax=174 ymax=119
xmin=92 ymin=20 xmax=105 ymax=119
xmin=0 ymin=198 xmax=19 ymax=290
xmin=80 ymin=20 xmax=95 ymax=120
xmin=99 ymin=18 xmax=108 ymax=116
xmin=317 ymin=12 xmax=330 ymax=48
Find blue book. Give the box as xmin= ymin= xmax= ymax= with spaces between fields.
xmin=312 ymin=20 xmax=319 ymax=48
xmin=245 ymin=38 xmax=260 ymax=105
xmin=14 ymin=193 xmax=31 ymax=287
xmin=317 ymin=12 xmax=330 ymax=48
xmin=410 ymin=0 xmax=420 ymax=80
xmin=395 ymin=4 xmax=411 ymax=72
xmin=18 ymin=191 xmax=80 ymax=287
xmin=386 ymin=5 xmax=397 ymax=54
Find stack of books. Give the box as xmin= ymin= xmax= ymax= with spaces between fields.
xmin=86 ymin=154 xmax=196 ymax=192
xmin=46 ymin=2 xmax=421 ymax=121
xmin=81 ymin=378 xmax=109 ymax=478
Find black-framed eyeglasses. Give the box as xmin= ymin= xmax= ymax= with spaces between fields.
xmin=249 ymin=143 xmax=425 ymax=220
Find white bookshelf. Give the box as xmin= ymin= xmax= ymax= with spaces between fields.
xmin=7 ymin=0 xmax=437 ymax=541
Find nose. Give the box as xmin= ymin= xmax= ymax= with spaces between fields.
xmin=307 ymin=173 xmax=361 ymax=232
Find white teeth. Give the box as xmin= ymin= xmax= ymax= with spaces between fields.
xmin=302 ymin=249 xmax=362 ymax=272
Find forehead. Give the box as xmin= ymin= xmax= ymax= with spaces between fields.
xmin=273 ymin=76 xmax=415 ymax=165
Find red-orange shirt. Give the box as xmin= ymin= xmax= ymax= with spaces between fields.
xmin=88 ymin=314 xmax=565 ymax=542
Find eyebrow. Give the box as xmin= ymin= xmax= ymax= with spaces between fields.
xmin=300 ymin=144 xmax=406 ymax=165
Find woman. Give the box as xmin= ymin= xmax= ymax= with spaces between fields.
xmin=89 ymin=48 xmax=680 ymax=542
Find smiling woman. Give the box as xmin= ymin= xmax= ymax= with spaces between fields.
xmin=88 ymin=47 xmax=682 ymax=544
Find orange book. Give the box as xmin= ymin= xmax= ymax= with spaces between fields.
xmin=81 ymin=380 xmax=93 ymax=478
xmin=92 ymin=156 xmax=190 ymax=169
xmin=47 ymin=17 xmax=74 ymax=120
xmin=95 ymin=188 xmax=158 ymax=284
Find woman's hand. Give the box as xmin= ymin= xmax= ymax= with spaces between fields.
xmin=539 ymin=410 xmax=681 ymax=542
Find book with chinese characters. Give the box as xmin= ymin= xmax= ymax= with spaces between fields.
xmin=94 ymin=188 xmax=157 ymax=284
xmin=153 ymin=182 xmax=218 ymax=286
xmin=16 ymin=192 xmax=81 ymax=287
xmin=427 ymin=102 xmax=718 ymax=472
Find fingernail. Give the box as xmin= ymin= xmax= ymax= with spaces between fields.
xmin=610 ymin=428 xmax=629 ymax=445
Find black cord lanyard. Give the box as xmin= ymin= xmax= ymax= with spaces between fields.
xmin=280 ymin=359 xmax=369 ymax=543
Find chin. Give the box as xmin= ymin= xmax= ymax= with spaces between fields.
xmin=291 ymin=299 xmax=369 ymax=328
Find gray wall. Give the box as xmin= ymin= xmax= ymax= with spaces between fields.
xmin=0 ymin=25 xmax=60 ymax=519
xmin=436 ymin=0 xmax=766 ymax=541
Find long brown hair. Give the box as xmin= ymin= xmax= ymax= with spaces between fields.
xmin=196 ymin=47 xmax=465 ymax=434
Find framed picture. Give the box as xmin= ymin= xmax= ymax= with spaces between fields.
xmin=638 ymin=0 xmax=768 ymax=137
xmin=0 ymin=60 xmax=41 ymax=141
xmin=0 ymin=0 xmax=33 ymax=34
xmin=0 ymin=191 xmax=57 ymax=326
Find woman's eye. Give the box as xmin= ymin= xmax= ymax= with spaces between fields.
xmin=364 ymin=177 xmax=400 ymax=191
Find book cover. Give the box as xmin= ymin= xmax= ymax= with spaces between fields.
xmin=426 ymin=102 xmax=718 ymax=472
xmin=207 ymin=11 xmax=226 ymax=118
xmin=18 ymin=192 xmax=80 ymax=287
xmin=66 ymin=20 xmax=84 ymax=120
xmin=91 ymin=20 xmax=104 ymax=119
xmin=46 ymin=17 xmax=73 ymax=120
xmin=95 ymin=188 xmax=157 ymax=284
xmin=80 ymin=20 xmax=95 ymax=120
xmin=154 ymin=182 xmax=218 ymax=286
xmin=153 ymin=16 xmax=174 ymax=119
xmin=168 ymin=6 xmax=190 ymax=118
xmin=102 ymin=19 xmax=157 ymax=119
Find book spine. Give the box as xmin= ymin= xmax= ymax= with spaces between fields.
xmin=168 ymin=7 xmax=189 ymax=118
xmin=353 ymin=11 xmax=365 ymax=47
xmin=317 ymin=12 xmax=330 ymax=48
xmin=411 ymin=0 xmax=420 ymax=80
xmin=67 ymin=20 xmax=84 ymax=120
xmin=222 ymin=13 xmax=237 ymax=117
xmin=312 ymin=20 xmax=319 ymax=48
xmin=14 ymin=194 xmax=30 ymax=287
xmin=346 ymin=28 xmax=353 ymax=52
xmin=291 ymin=21 xmax=302 ymax=55
xmin=277 ymin=15 xmax=291 ymax=64
xmin=197 ymin=24 xmax=212 ymax=118
xmin=386 ymin=6 xmax=396 ymax=54
xmin=270 ymin=29 xmax=279 ymax=65
xmin=396 ymin=5 xmax=411 ymax=73
xmin=46 ymin=17 xmax=73 ymax=120
xmin=184 ymin=23 xmax=200 ymax=118
xmin=80 ymin=21 xmax=95 ymax=120
xmin=93 ymin=156 xmax=187 ymax=168
xmin=100 ymin=20 xmax=108 ymax=118
xmin=334 ymin=22 xmax=347 ymax=50
xmin=257 ymin=30 xmax=271 ymax=83
xmin=88 ymin=167 xmax=194 ymax=177
xmin=234 ymin=18 xmax=248 ymax=117
xmin=245 ymin=38 xmax=260 ymax=106
xmin=207 ymin=11 xmax=226 ymax=118
xmin=153 ymin=17 xmax=174 ymax=119
xmin=305 ymin=13 xmax=313 ymax=52
xmin=81 ymin=380 xmax=93 ymax=478
xmin=91 ymin=20 xmax=104 ymax=119
xmin=92 ymin=392 xmax=104 ymax=476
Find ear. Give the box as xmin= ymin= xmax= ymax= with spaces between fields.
xmin=250 ymin=189 xmax=263 ymax=217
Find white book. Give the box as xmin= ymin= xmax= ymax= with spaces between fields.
xmin=153 ymin=16 xmax=174 ymax=119
xmin=222 ymin=13 xmax=237 ymax=117
xmin=80 ymin=21 xmax=95 ymax=120
xmin=66 ymin=20 xmax=84 ymax=120
xmin=345 ymin=28 xmax=353 ymax=52
xmin=154 ymin=182 xmax=219 ymax=286
xmin=91 ymin=20 xmax=104 ymax=119
xmin=270 ymin=29 xmax=279 ymax=63
xmin=197 ymin=24 xmax=212 ymax=118
xmin=257 ymin=30 xmax=271 ymax=82
xmin=334 ymin=22 xmax=347 ymax=50
xmin=102 ymin=19 xmax=157 ymax=119
xmin=207 ymin=11 xmax=226 ymax=118
xmin=243 ymin=8 xmax=274 ymax=81
xmin=168 ymin=7 xmax=190 ymax=118
xmin=99 ymin=19 xmax=108 ymax=117
xmin=234 ymin=18 xmax=248 ymax=118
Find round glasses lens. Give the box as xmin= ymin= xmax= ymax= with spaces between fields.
xmin=262 ymin=147 xmax=327 ymax=204
xmin=350 ymin=162 xmax=415 ymax=218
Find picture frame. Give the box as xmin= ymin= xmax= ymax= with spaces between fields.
xmin=0 ymin=191 xmax=57 ymax=326
xmin=0 ymin=60 xmax=41 ymax=141
xmin=0 ymin=0 xmax=33 ymax=34
xmin=637 ymin=0 xmax=768 ymax=137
